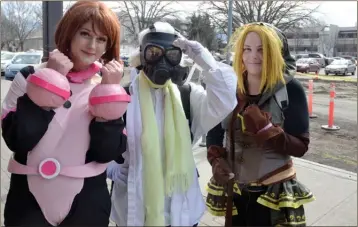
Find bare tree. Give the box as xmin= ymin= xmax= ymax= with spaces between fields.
xmin=33 ymin=3 xmax=43 ymax=28
xmin=2 ymin=1 xmax=41 ymax=51
xmin=291 ymin=27 xmax=304 ymax=54
xmin=202 ymin=1 xmax=321 ymax=35
xmin=187 ymin=13 xmax=218 ymax=51
xmin=1 ymin=9 xmax=17 ymax=50
xmin=320 ymin=26 xmax=339 ymax=57
xmin=114 ymin=1 xmax=179 ymax=44
xmin=322 ymin=34 xmax=338 ymax=56
xmin=301 ymin=20 xmax=325 ymax=52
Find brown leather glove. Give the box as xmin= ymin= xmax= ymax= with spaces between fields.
xmin=207 ymin=145 xmax=234 ymax=185
xmin=242 ymin=104 xmax=272 ymax=134
xmin=255 ymin=126 xmax=284 ymax=145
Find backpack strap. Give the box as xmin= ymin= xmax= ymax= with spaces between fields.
xmin=274 ymin=75 xmax=293 ymax=112
xmin=178 ymin=83 xmax=193 ymax=142
xmin=274 ymin=86 xmax=289 ymax=112
xmin=122 ymin=84 xmax=131 ymax=126
xmin=123 ymin=85 xmax=130 ymax=96
xmin=19 ymin=65 xmax=35 ymax=79
xmin=178 ymin=83 xmax=200 ymax=178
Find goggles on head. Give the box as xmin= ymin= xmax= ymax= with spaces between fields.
xmin=143 ymin=43 xmax=182 ymax=66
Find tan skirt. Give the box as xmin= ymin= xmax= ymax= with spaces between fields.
xmin=205 ymin=176 xmax=315 ymax=226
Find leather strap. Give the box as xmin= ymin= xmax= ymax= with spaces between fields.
xmin=225 ymin=98 xmax=240 ymax=227
xmin=260 ymin=165 xmax=296 ymax=185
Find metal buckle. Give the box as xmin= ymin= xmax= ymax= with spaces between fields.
xmin=38 ymin=158 xmax=61 ymax=179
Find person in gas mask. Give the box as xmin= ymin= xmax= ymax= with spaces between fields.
xmin=106 ymin=21 xmax=238 ymax=226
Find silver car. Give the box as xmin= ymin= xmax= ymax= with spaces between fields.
xmin=1 ymin=52 xmax=18 ymax=76
xmin=325 ymin=59 xmax=356 ymax=76
xmin=4 ymin=52 xmax=43 ymax=81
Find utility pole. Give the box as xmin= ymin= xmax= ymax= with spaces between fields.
xmin=42 ymin=1 xmax=63 ymax=62
xmin=226 ymin=0 xmax=233 ymax=64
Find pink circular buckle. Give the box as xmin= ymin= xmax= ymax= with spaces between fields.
xmin=38 ymin=158 xmax=61 ymax=179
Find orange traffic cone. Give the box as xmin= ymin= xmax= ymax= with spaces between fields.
xmin=321 ymin=83 xmax=340 ymax=131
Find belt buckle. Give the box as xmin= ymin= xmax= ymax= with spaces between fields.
xmin=38 ymin=158 xmax=61 ymax=179
xmin=240 ymin=182 xmax=265 ymax=192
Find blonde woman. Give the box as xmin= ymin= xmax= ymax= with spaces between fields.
xmin=205 ymin=22 xmax=315 ymax=226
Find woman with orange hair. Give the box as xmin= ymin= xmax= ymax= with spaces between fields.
xmin=2 ymin=1 xmax=128 ymax=226
xmin=205 ymin=23 xmax=315 ymax=226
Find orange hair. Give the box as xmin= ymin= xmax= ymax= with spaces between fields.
xmin=55 ymin=1 xmax=121 ymax=63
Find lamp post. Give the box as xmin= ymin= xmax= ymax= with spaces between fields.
xmin=226 ymin=0 xmax=233 ymax=63
xmin=42 ymin=1 xmax=63 ymax=62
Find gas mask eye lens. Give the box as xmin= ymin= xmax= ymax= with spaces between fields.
xmin=145 ymin=45 xmax=164 ymax=63
xmin=165 ymin=48 xmax=182 ymax=66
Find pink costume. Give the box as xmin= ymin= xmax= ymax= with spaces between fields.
xmin=2 ymin=62 xmax=130 ymax=226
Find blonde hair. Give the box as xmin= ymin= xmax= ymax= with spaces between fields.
xmin=230 ymin=24 xmax=285 ymax=94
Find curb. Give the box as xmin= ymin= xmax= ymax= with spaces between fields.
xmin=296 ymin=73 xmax=357 ymax=84
xmin=293 ymin=157 xmax=357 ymax=181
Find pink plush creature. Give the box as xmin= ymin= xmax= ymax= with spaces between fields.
xmin=27 ymin=68 xmax=71 ymax=108
xmin=89 ymin=84 xmax=131 ymax=120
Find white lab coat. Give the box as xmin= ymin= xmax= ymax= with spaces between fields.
xmin=107 ymin=62 xmax=237 ymax=226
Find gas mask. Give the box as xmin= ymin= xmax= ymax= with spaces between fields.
xmin=140 ymin=31 xmax=189 ymax=86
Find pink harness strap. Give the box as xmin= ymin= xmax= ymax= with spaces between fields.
xmin=89 ymin=94 xmax=131 ymax=105
xmin=27 ymin=75 xmax=71 ymax=100
xmin=8 ymin=158 xmax=108 ymax=179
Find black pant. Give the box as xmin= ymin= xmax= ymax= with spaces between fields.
xmin=117 ymin=223 xmax=198 ymax=227
xmin=167 ymin=224 xmax=198 ymax=227
xmin=4 ymin=174 xmax=111 ymax=226
xmin=232 ymin=186 xmax=271 ymax=226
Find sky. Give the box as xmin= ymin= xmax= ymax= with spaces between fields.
xmin=63 ymin=1 xmax=357 ymax=27
xmin=311 ymin=1 xmax=357 ymax=27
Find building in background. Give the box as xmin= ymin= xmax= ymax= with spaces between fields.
xmin=286 ymin=24 xmax=357 ymax=57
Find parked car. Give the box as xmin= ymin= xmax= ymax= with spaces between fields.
xmin=120 ymin=55 xmax=129 ymax=67
xmin=308 ymin=53 xmax=326 ymax=67
xmin=1 ymin=51 xmax=19 ymax=77
xmin=295 ymin=54 xmax=308 ymax=60
xmin=333 ymin=57 xmax=344 ymax=60
xmin=340 ymin=55 xmax=357 ymax=66
xmin=325 ymin=57 xmax=335 ymax=65
xmin=296 ymin=58 xmax=320 ymax=74
xmin=325 ymin=59 xmax=356 ymax=76
xmin=4 ymin=52 xmax=43 ymax=81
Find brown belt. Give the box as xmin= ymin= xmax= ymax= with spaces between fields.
xmin=261 ymin=165 xmax=296 ymax=185
xmin=237 ymin=161 xmax=296 ymax=186
xmin=258 ymin=160 xmax=296 ymax=185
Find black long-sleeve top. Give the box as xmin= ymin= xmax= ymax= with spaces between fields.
xmin=206 ymin=78 xmax=310 ymax=158
xmin=2 ymin=69 xmax=127 ymax=174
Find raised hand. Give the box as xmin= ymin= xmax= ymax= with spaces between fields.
xmin=100 ymin=60 xmax=124 ymax=84
xmin=173 ymin=38 xmax=203 ymax=60
xmin=173 ymin=38 xmax=218 ymax=71
xmin=46 ymin=49 xmax=74 ymax=76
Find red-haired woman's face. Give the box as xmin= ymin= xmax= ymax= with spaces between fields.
xmin=70 ymin=20 xmax=108 ymax=70
xmin=243 ymin=32 xmax=263 ymax=77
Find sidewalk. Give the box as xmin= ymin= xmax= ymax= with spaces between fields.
xmin=0 ymin=141 xmax=357 ymax=226
xmin=193 ymin=146 xmax=357 ymax=226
